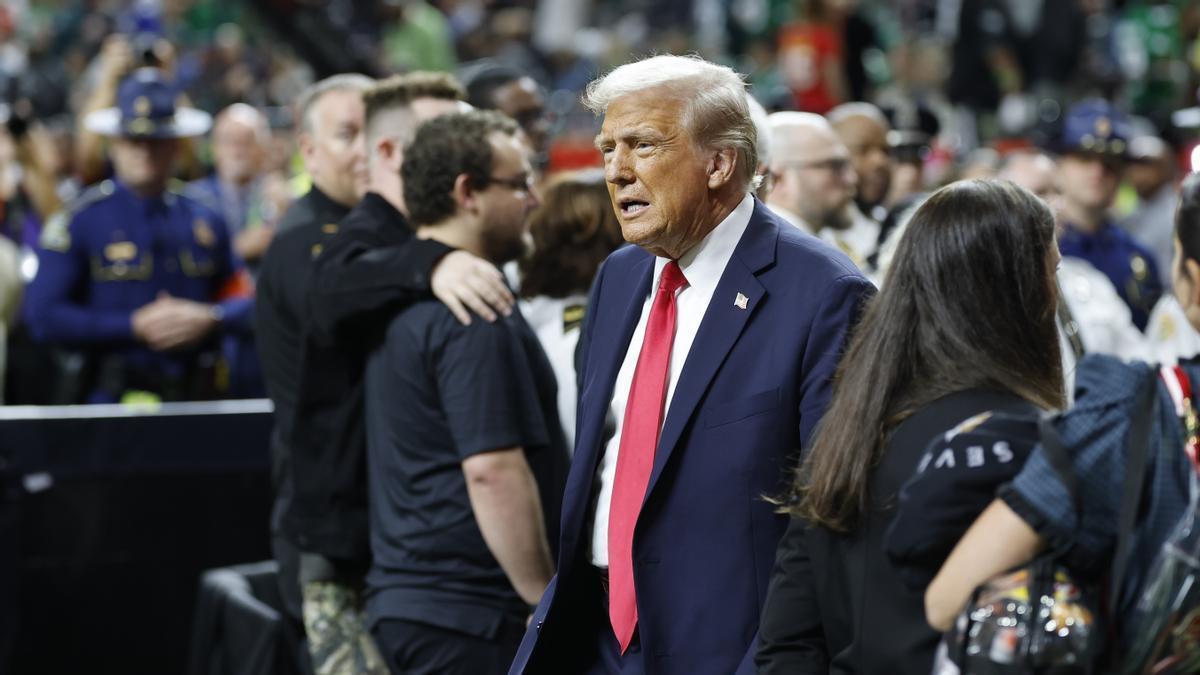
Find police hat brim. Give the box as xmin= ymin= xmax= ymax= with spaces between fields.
xmin=84 ymin=106 xmax=212 ymax=139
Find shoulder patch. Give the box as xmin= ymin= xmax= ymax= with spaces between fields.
xmin=39 ymin=211 xmax=70 ymax=251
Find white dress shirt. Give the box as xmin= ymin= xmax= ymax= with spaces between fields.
xmin=590 ymin=193 xmax=754 ymax=567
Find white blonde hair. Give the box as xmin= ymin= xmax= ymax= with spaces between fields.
xmin=584 ymin=55 xmax=759 ymax=190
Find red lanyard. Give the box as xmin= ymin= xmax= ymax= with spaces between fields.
xmin=1161 ymin=365 xmax=1200 ymax=476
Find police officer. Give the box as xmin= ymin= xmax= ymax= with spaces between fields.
xmin=1055 ymin=99 xmax=1163 ymax=331
xmin=24 ymin=68 xmax=250 ymax=403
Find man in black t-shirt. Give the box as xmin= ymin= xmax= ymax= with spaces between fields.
xmin=258 ymin=73 xmax=513 ymax=674
xmin=364 ymin=110 xmax=567 ymax=675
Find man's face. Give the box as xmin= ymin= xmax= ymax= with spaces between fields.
xmin=111 ymin=136 xmax=179 ymax=194
xmin=1001 ymin=153 xmax=1061 ymax=209
xmin=1125 ymin=155 xmax=1171 ymax=198
xmin=212 ymin=117 xmax=264 ymax=186
xmin=832 ymin=114 xmax=892 ymax=209
xmin=301 ymin=88 xmax=368 ymax=207
xmin=768 ymin=126 xmax=857 ymax=230
xmin=478 ymin=132 xmax=540 ymax=264
xmin=492 ymin=77 xmax=547 ymax=152
xmin=1057 ymin=152 xmax=1120 ymax=213
xmin=597 ymin=90 xmax=719 ymax=259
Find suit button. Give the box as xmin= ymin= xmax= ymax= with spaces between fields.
xmin=536 ymin=620 xmax=544 ymax=632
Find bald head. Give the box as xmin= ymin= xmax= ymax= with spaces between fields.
xmin=998 ymin=151 xmax=1059 ymax=204
xmin=212 ymin=103 xmax=269 ymax=186
xmin=767 ymin=111 xmax=857 ymax=232
xmin=769 ymin=112 xmax=841 ymax=162
xmin=828 ymin=102 xmax=892 ymax=210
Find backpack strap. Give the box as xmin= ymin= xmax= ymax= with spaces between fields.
xmin=1109 ymin=371 xmax=1160 ymax=616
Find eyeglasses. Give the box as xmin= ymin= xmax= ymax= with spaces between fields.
xmin=484 ymin=173 xmax=535 ymax=193
xmin=778 ymin=158 xmax=853 ymax=174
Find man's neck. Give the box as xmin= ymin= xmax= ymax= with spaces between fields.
xmin=217 ymin=171 xmax=255 ymax=191
xmin=1061 ymin=201 xmax=1106 ymax=234
xmin=368 ymin=174 xmax=407 ymax=216
xmin=416 ymin=218 xmax=487 ymax=261
xmin=122 ymin=180 xmax=167 ymax=200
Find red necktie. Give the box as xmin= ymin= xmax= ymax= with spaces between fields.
xmin=608 ymin=260 xmax=688 ymax=653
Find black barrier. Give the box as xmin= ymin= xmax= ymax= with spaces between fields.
xmin=0 ymin=400 xmax=275 ymax=675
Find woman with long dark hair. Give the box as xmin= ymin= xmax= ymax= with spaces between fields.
xmin=925 ymin=174 xmax=1200 ymax=659
xmin=756 ymin=179 xmax=1065 ymax=673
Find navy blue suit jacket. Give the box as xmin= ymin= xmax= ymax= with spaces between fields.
xmin=509 ymin=199 xmax=874 ymax=674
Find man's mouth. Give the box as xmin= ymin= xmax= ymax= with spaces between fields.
xmin=619 ymin=199 xmax=650 ymax=217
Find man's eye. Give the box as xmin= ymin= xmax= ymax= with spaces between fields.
xmin=636 ymin=142 xmax=653 ymax=150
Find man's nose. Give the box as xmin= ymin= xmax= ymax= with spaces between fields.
xmin=605 ymin=146 xmax=634 ymax=185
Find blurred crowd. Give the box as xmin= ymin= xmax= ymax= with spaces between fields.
xmin=4 ymin=0 xmax=1200 ymax=406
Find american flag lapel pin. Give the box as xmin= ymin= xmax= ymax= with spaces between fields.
xmin=734 ymin=292 xmax=749 ymax=310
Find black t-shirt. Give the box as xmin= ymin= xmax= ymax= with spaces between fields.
xmin=363 ymin=297 xmax=568 ymax=638
xmin=258 ymin=189 xmax=451 ymax=561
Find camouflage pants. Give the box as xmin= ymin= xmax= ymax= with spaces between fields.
xmin=302 ymin=580 xmax=388 ymax=675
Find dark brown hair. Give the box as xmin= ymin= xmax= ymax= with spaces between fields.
xmin=518 ymin=171 xmax=623 ymax=299
xmin=402 ymin=110 xmax=520 ymax=226
xmin=793 ymin=179 xmax=1065 ymax=531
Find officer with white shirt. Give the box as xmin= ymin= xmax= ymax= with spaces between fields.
xmin=764 ymin=111 xmax=879 ymax=272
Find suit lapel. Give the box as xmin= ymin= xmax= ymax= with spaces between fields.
xmin=643 ymin=202 xmax=779 ymax=504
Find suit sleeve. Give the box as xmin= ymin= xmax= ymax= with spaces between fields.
xmin=24 ymin=222 xmax=135 ymax=343
xmin=307 ymin=230 xmax=453 ymax=344
xmin=754 ymin=516 xmax=829 ymax=674
xmin=797 ymin=274 xmax=875 ymax=446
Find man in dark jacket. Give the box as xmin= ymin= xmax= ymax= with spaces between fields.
xmin=256 ymin=72 xmax=512 ymax=674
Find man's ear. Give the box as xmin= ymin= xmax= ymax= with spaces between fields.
xmin=707 ymin=147 xmax=738 ymax=190
xmin=377 ymin=137 xmax=402 ymax=172
xmin=298 ymin=133 xmax=314 ymax=167
xmin=452 ymin=173 xmax=476 ymax=211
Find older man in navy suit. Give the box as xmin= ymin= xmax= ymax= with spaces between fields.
xmin=508 ymin=55 xmax=874 ymax=675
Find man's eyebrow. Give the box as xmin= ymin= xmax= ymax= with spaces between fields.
xmin=594 ymin=127 xmax=664 ymax=149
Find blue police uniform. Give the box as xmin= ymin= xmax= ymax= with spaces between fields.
xmin=1054 ymin=99 xmax=1163 ymax=331
xmin=22 ymin=68 xmax=252 ymax=402
xmin=1059 ymin=220 xmax=1161 ymax=331
xmin=24 ymin=179 xmax=251 ymax=402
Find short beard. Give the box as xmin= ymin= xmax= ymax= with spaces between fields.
xmin=482 ymin=227 xmax=529 ymax=265
xmin=811 ymin=204 xmax=853 ymax=232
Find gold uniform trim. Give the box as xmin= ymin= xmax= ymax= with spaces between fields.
xmin=91 ymin=254 xmax=153 ymax=281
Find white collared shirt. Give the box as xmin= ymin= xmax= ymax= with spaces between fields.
xmin=590 ymin=193 xmax=755 ymax=567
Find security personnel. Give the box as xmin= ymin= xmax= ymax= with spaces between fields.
xmin=1054 ymin=99 xmax=1163 ymax=331
xmin=23 ymin=68 xmax=251 ymax=403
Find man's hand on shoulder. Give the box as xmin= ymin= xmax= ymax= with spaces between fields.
xmin=431 ymin=250 xmax=514 ymax=326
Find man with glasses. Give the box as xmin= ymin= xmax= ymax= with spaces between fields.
xmin=256 ymin=72 xmax=512 ymax=674
xmin=765 ymin=111 xmax=878 ymax=271
xmin=364 ymin=109 xmax=566 ymax=674
xmin=1054 ymin=99 xmax=1162 ymax=330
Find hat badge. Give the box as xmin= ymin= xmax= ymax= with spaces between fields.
xmin=133 ymin=96 xmax=152 ymax=117
xmin=1095 ymin=117 xmax=1112 ymax=138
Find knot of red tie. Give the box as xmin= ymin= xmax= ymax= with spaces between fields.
xmin=658 ymin=259 xmax=688 ymax=295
